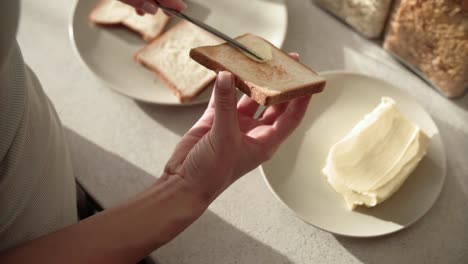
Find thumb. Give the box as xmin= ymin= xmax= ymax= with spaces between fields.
xmin=212 ymin=71 xmax=239 ymax=137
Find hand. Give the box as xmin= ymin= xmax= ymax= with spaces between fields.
xmin=120 ymin=0 xmax=187 ymax=15
xmin=163 ymin=53 xmax=312 ymax=203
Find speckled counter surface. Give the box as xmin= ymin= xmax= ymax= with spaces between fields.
xmin=17 ymin=0 xmax=468 ymax=263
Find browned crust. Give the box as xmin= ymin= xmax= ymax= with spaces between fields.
xmin=190 ymin=34 xmax=326 ymax=106
xmin=89 ymin=0 xmax=170 ymax=42
xmin=135 ymin=21 xmax=215 ymax=102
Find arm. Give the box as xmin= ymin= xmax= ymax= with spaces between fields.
xmin=0 ymin=1 xmax=20 ymax=70
xmin=0 ymin=175 xmax=206 ymax=264
xmin=1 ymin=54 xmax=310 ymax=263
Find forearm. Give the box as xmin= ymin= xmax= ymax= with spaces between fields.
xmin=0 ymin=174 xmax=206 ymax=264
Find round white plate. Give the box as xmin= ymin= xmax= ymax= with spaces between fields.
xmin=261 ymin=72 xmax=446 ymax=237
xmin=69 ymin=0 xmax=288 ymax=105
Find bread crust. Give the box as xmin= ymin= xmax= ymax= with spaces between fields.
xmin=190 ymin=34 xmax=326 ymax=106
xmin=135 ymin=21 xmax=216 ymax=103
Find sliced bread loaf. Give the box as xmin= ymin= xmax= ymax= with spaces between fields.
xmin=384 ymin=0 xmax=468 ymax=98
xmin=135 ymin=21 xmax=221 ymax=102
xmin=315 ymin=0 xmax=393 ymax=38
xmin=90 ymin=0 xmax=170 ymax=42
xmin=190 ymin=34 xmax=326 ymax=105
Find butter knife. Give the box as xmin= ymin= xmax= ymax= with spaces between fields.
xmin=156 ymin=3 xmax=265 ymax=62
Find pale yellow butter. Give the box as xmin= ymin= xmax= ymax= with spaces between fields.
xmin=322 ymin=97 xmax=430 ymax=210
xmin=239 ymin=37 xmax=273 ymax=63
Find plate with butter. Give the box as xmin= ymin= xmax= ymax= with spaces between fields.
xmin=261 ymin=72 xmax=446 ymax=237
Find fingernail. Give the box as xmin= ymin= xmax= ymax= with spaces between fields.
xmin=142 ymin=1 xmax=158 ymax=14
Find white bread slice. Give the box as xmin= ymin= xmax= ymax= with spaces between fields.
xmin=190 ymin=34 xmax=326 ymax=105
xmin=135 ymin=21 xmax=221 ymax=102
xmin=90 ymin=0 xmax=170 ymax=42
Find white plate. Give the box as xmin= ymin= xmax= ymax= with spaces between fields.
xmin=69 ymin=0 xmax=288 ymax=105
xmin=261 ymin=72 xmax=446 ymax=237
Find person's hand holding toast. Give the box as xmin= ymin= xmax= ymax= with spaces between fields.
xmin=163 ymin=53 xmax=311 ymax=204
xmin=120 ymin=0 xmax=186 ymax=15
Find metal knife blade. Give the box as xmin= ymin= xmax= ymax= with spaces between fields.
xmin=156 ymin=4 xmax=265 ymax=62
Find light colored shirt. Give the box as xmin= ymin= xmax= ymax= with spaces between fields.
xmin=0 ymin=1 xmax=78 ymax=252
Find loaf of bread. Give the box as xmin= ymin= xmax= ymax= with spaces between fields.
xmin=315 ymin=0 xmax=393 ymax=38
xmin=384 ymin=0 xmax=468 ymax=98
xmin=135 ymin=21 xmax=221 ymax=102
xmin=190 ymin=34 xmax=326 ymax=106
xmin=90 ymin=0 xmax=170 ymax=42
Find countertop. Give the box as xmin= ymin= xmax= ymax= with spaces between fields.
xmin=17 ymin=0 xmax=468 ymax=263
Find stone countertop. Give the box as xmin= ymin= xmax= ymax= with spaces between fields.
xmin=17 ymin=0 xmax=468 ymax=263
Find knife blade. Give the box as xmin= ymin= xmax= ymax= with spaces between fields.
xmin=156 ymin=3 xmax=265 ymax=62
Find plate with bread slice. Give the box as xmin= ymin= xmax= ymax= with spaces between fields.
xmin=261 ymin=72 xmax=446 ymax=237
xmin=70 ymin=0 xmax=288 ymax=105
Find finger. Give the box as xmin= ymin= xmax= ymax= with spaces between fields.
xmin=258 ymin=101 xmax=289 ymax=125
xmin=289 ymin=52 xmax=299 ymax=61
xmin=166 ymin=111 xmax=213 ymax=171
xmin=168 ymin=84 xmax=217 ymax=167
xmin=259 ymin=95 xmax=311 ymax=146
xmin=193 ymin=106 xmax=215 ymax=131
xmin=237 ymin=95 xmax=259 ymax=117
xmin=135 ymin=8 xmax=146 ymax=16
xmin=121 ymin=0 xmax=158 ymax=14
xmin=165 ymin=129 xmax=205 ymax=175
xmin=207 ymin=87 xmax=216 ymax=110
xmin=141 ymin=1 xmax=158 ymax=14
xmin=156 ymin=0 xmax=187 ymax=11
xmin=123 ymin=0 xmax=186 ymax=15
xmin=212 ymin=71 xmax=239 ymax=137
xmin=191 ymin=87 xmax=216 ymax=129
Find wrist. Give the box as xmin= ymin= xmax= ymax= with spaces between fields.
xmin=140 ymin=172 xmax=208 ymax=246
xmin=154 ymin=172 xmax=210 ymax=215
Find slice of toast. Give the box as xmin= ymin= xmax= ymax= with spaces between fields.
xmin=135 ymin=21 xmax=221 ymax=102
xmin=90 ymin=0 xmax=170 ymax=42
xmin=190 ymin=34 xmax=326 ymax=105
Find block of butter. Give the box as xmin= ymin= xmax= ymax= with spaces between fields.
xmin=322 ymin=97 xmax=430 ymax=210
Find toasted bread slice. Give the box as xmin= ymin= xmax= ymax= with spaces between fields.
xmin=135 ymin=21 xmax=221 ymax=102
xmin=190 ymin=34 xmax=326 ymax=105
xmin=90 ymin=0 xmax=170 ymax=42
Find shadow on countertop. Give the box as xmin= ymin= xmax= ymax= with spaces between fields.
xmin=334 ymin=117 xmax=468 ymax=264
xmin=154 ymin=211 xmax=292 ymax=264
xmin=66 ymin=128 xmax=291 ymax=264
xmin=67 ymin=128 xmax=156 ymax=206
xmin=137 ymin=102 xmax=206 ymax=136
xmin=136 ymin=92 xmax=246 ymax=137
xmin=453 ymin=93 xmax=468 ymax=112
xmin=184 ymin=0 xmax=211 ymax=22
xmin=258 ymin=0 xmax=285 ymax=4
xmin=284 ymin=0 xmax=396 ymax=73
